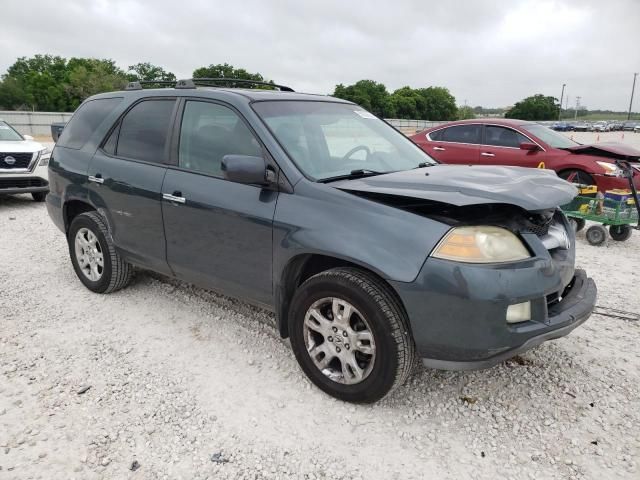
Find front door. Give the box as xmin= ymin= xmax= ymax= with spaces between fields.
xmin=479 ymin=125 xmax=544 ymax=168
xmin=161 ymin=100 xmax=277 ymax=306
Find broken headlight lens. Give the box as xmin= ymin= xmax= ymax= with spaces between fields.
xmin=432 ymin=226 xmax=531 ymax=263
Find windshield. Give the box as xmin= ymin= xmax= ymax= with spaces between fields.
xmin=0 ymin=121 xmax=24 ymax=141
xmin=252 ymin=101 xmax=436 ymax=181
xmin=522 ymin=124 xmax=579 ymax=149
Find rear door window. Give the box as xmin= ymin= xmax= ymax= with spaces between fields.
xmin=484 ymin=126 xmax=530 ymax=148
xmin=440 ymin=125 xmax=481 ymax=144
xmin=115 ymin=99 xmax=176 ymax=163
xmin=57 ymin=97 xmax=122 ymax=149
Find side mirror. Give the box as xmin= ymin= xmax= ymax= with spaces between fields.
xmin=221 ymin=155 xmax=271 ymax=185
xmin=23 ymin=134 xmax=34 ymax=141
xmin=519 ymin=142 xmax=539 ymax=151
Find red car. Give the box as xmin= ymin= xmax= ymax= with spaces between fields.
xmin=410 ymin=119 xmax=640 ymax=192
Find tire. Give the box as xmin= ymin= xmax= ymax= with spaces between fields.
xmin=68 ymin=211 xmax=132 ymax=293
xmin=288 ymin=267 xmax=415 ymax=403
xmin=558 ymin=169 xmax=596 ymax=187
xmin=32 ymin=192 xmax=46 ymax=202
xmin=585 ymin=225 xmax=607 ymax=246
xmin=609 ymin=224 xmax=632 ymax=241
xmin=572 ymin=218 xmax=586 ymax=232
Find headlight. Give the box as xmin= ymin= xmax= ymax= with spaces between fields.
xmin=596 ymin=161 xmax=623 ymax=177
xmin=37 ymin=148 xmax=51 ymax=167
xmin=432 ymin=226 xmax=531 ymax=263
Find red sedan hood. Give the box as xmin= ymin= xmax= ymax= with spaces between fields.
xmin=567 ymin=142 xmax=640 ymax=160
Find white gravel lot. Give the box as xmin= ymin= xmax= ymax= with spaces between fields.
xmin=1 ymin=131 xmax=640 ymax=479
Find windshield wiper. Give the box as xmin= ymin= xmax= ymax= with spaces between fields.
xmin=318 ymin=169 xmax=386 ymax=183
xmin=414 ymin=162 xmax=437 ymax=169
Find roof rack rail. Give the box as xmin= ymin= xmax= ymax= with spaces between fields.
xmin=186 ymin=78 xmax=294 ymax=92
xmin=123 ymin=78 xmax=294 ymax=92
xmin=125 ymin=80 xmax=177 ymax=90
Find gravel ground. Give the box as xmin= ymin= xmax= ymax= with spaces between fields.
xmin=1 ymin=181 xmax=640 ymax=479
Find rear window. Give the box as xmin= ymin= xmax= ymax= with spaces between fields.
xmin=57 ymin=97 xmax=122 ymax=149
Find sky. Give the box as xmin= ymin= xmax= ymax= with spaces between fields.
xmin=2 ymin=0 xmax=639 ymax=110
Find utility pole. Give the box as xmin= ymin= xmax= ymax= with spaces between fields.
xmin=628 ymin=73 xmax=638 ymax=120
xmin=558 ymin=83 xmax=566 ymax=120
xmin=574 ymin=96 xmax=581 ymax=120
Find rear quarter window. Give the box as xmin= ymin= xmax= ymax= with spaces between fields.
xmin=57 ymin=97 xmax=123 ymax=149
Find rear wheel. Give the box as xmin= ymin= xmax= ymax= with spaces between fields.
xmin=585 ymin=225 xmax=607 ymax=246
xmin=609 ymin=224 xmax=632 ymax=241
xmin=32 ymin=192 xmax=46 ymax=202
xmin=68 ymin=212 xmax=132 ymax=293
xmin=288 ymin=267 xmax=415 ymax=403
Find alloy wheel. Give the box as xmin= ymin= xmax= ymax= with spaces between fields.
xmin=303 ymin=297 xmax=376 ymax=385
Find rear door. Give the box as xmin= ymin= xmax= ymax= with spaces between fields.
xmin=88 ymin=98 xmax=177 ymax=274
xmin=480 ymin=125 xmax=543 ymax=168
xmin=161 ymin=99 xmax=277 ymax=306
xmin=423 ymin=124 xmax=481 ymax=164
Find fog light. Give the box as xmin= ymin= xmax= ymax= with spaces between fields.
xmin=506 ymin=301 xmax=531 ymax=324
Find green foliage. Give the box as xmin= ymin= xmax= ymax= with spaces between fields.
xmin=457 ymin=105 xmax=475 ymax=120
xmin=0 ymin=54 xmax=127 ymax=111
xmin=127 ymin=62 xmax=176 ymax=83
xmin=192 ymin=63 xmax=273 ymax=88
xmin=333 ymin=80 xmax=396 ymax=117
xmin=332 ymin=81 xmax=457 ymax=120
xmin=505 ymin=94 xmax=559 ymax=121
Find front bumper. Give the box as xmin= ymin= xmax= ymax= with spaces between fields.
xmin=593 ymin=173 xmax=640 ymax=192
xmin=391 ymin=236 xmax=597 ymax=370
xmin=420 ymin=270 xmax=596 ymax=370
xmin=0 ymin=164 xmax=49 ymax=195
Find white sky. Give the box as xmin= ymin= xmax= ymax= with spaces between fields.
xmin=2 ymin=0 xmax=639 ymax=110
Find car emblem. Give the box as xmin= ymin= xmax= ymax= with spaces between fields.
xmin=4 ymin=156 xmax=16 ymax=165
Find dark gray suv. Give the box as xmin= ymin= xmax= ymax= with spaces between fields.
xmin=46 ymin=79 xmax=597 ymax=403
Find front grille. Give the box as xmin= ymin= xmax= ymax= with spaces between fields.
xmin=0 ymin=178 xmax=48 ymax=189
xmin=0 ymin=152 xmax=34 ymax=170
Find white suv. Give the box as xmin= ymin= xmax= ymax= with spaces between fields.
xmin=0 ymin=119 xmax=50 ymax=202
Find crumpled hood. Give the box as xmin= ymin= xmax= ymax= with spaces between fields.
xmin=0 ymin=140 xmax=45 ymax=153
xmin=333 ymin=165 xmax=578 ymax=211
xmin=567 ymin=142 xmax=640 ymax=160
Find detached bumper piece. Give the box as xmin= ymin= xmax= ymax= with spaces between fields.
xmin=421 ymin=269 xmax=597 ymax=371
xmin=0 ymin=177 xmax=49 ymax=195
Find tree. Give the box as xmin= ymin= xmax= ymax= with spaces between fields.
xmin=127 ymin=62 xmax=176 ymax=82
xmin=192 ymin=63 xmax=271 ymax=88
xmin=0 ymin=55 xmax=127 ymax=111
xmin=333 ymin=80 xmax=395 ymax=118
xmin=457 ymin=105 xmax=475 ymax=120
xmin=505 ymin=94 xmax=559 ymax=120
xmin=416 ymin=87 xmax=457 ymax=120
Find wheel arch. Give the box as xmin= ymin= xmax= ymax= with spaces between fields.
xmin=275 ymin=253 xmax=410 ymax=339
xmin=63 ymin=199 xmax=96 ymax=233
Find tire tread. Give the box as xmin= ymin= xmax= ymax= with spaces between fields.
xmin=305 ymin=267 xmax=416 ymax=397
xmin=74 ymin=212 xmax=132 ymax=293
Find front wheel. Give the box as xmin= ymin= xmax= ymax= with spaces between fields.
xmin=585 ymin=225 xmax=607 ymax=246
xmin=32 ymin=192 xmax=46 ymax=202
xmin=288 ymin=268 xmax=415 ymax=403
xmin=68 ymin=211 xmax=132 ymax=293
xmin=609 ymin=224 xmax=632 ymax=241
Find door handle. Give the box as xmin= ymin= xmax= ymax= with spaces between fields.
xmin=88 ymin=174 xmax=104 ymax=184
xmin=480 ymin=152 xmax=495 ymax=157
xmin=433 ymin=146 xmax=446 ymax=151
xmin=162 ymin=192 xmax=186 ymax=204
